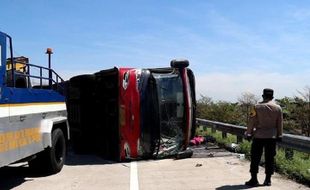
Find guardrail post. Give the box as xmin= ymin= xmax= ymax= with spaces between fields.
xmin=222 ymin=132 xmax=227 ymax=139
xmin=211 ymin=124 xmax=216 ymax=133
xmin=285 ymin=148 xmax=294 ymax=160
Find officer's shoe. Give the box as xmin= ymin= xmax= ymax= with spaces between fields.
xmin=263 ymin=174 xmax=272 ymax=186
xmin=263 ymin=178 xmax=271 ymax=186
xmin=245 ymin=178 xmax=259 ymax=187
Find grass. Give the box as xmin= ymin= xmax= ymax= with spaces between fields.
xmin=275 ymin=150 xmax=310 ymax=184
xmin=199 ymin=128 xmax=310 ymax=186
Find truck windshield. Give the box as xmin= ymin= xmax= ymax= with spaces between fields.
xmin=153 ymin=72 xmax=184 ymax=157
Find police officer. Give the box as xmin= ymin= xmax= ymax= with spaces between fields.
xmin=245 ymin=88 xmax=283 ymax=186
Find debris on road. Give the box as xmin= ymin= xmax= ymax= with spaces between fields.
xmin=175 ymin=149 xmax=193 ymax=160
xmin=190 ymin=136 xmax=205 ymax=145
xmin=225 ymin=143 xmax=240 ymax=153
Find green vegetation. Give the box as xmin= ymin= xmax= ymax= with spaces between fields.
xmin=197 ymin=86 xmax=310 ymax=136
xmin=202 ymin=128 xmax=310 ymax=186
xmin=275 ymin=150 xmax=310 ymax=184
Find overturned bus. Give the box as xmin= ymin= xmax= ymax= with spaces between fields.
xmin=66 ymin=59 xmax=196 ymax=161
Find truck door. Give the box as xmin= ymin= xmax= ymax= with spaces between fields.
xmin=5 ymin=69 xmax=43 ymax=162
xmin=0 ymin=32 xmax=43 ymax=167
xmin=0 ymin=32 xmax=19 ymax=167
xmin=0 ymin=33 xmax=10 ymax=139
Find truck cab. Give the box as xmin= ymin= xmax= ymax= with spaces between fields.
xmin=0 ymin=31 xmax=68 ymax=174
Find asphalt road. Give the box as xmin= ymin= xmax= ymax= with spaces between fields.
xmin=0 ymin=149 xmax=309 ymax=190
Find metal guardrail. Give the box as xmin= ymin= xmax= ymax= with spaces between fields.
xmin=197 ymin=118 xmax=310 ymax=154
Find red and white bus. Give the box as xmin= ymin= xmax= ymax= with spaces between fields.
xmin=66 ymin=59 xmax=196 ymax=161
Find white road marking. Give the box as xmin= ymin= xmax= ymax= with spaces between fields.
xmin=130 ymin=161 xmax=139 ymax=190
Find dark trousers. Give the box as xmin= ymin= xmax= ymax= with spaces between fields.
xmin=250 ymin=138 xmax=276 ymax=175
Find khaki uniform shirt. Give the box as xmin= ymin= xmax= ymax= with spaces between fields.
xmin=247 ymin=100 xmax=283 ymax=139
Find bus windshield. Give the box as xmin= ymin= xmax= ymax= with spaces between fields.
xmin=153 ymin=72 xmax=185 ymax=157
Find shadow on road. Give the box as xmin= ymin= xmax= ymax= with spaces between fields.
xmin=65 ymin=151 xmax=118 ymax=165
xmin=0 ymin=164 xmax=49 ymax=190
xmin=0 ymin=150 xmax=118 ymax=190
xmin=216 ymin=184 xmax=257 ymax=190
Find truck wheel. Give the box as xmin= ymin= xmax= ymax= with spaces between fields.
xmin=29 ymin=128 xmax=66 ymax=174
xmin=46 ymin=128 xmax=66 ymax=173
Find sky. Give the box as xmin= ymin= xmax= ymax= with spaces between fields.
xmin=0 ymin=0 xmax=309 ymax=102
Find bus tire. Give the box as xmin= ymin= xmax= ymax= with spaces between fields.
xmin=170 ymin=59 xmax=189 ymax=68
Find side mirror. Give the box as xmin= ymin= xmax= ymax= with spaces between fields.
xmin=170 ymin=59 xmax=189 ymax=68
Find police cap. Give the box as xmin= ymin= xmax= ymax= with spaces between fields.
xmin=263 ymin=88 xmax=274 ymax=97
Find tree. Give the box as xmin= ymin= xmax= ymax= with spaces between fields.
xmin=295 ymin=86 xmax=310 ymax=136
xmin=238 ymin=92 xmax=259 ymax=125
xmin=196 ymin=95 xmax=213 ymax=119
xmin=196 ymin=95 xmax=242 ymax=124
xmin=276 ymin=97 xmax=299 ymax=134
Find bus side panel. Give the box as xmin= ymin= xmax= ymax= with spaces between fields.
xmin=119 ymin=68 xmax=141 ymax=160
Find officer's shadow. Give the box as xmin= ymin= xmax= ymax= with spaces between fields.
xmin=216 ymin=184 xmax=260 ymax=190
